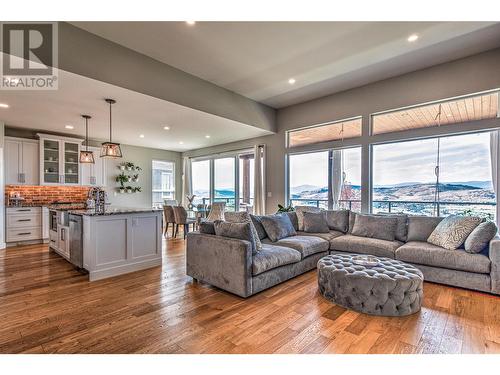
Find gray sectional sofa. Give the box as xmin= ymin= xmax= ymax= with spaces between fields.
xmin=186 ymin=211 xmax=500 ymax=297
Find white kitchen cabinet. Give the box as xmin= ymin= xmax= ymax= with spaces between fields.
xmin=37 ymin=133 xmax=83 ymax=186
xmin=5 ymin=206 xmax=43 ymax=244
xmin=80 ymin=146 xmax=107 ymax=186
xmin=4 ymin=137 xmax=40 ymax=185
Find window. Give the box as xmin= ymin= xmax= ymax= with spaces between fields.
xmin=214 ymin=158 xmax=236 ymax=211
xmin=152 ymin=160 xmax=175 ymax=208
xmin=192 ymin=159 xmax=210 ymax=206
xmin=239 ymin=153 xmax=254 ymax=212
xmin=287 ymin=117 xmax=362 ymax=148
xmin=372 ymin=132 xmax=496 ymax=219
xmin=288 ymin=147 xmax=361 ymax=211
xmin=372 ymin=91 xmax=499 ymax=135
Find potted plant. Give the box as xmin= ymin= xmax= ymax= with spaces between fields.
xmin=133 ymin=187 xmax=142 ymax=193
xmin=119 ymin=163 xmax=126 ymax=171
xmin=127 ymin=175 xmax=133 ymax=182
xmin=125 ymin=162 xmax=135 ymax=171
xmin=119 ymin=186 xmax=125 ymax=194
xmin=126 ymin=186 xmax=133 ymax=194
xmin=276 ymin=204 xmax=295 ymax=213
xmin=116 ymin=173 xmax=128 ymax=186
xmin=132 ymin=174 xmax=139 ymax=183
xmin=135 ymin=165 xmax=142 ymax=171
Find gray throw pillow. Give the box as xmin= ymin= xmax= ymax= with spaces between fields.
xmin=303 ymin=211 xmax=329 ymax=233
xmin=225 ymin=211 xmax=262 ymax=251
xmin=259 ymin=214 xmax=297 ymax=242
xmin=374 ymin=213 xmax=408 ymax=242
xmin=295 ymin=206 xmax=321 ymax=231
xmin=214 ymin=220 xmax=258 ymax=254
xmin=250 ymin=215 xmax=268 ymax=240
xmin=427 ymin=215 xmax=483 ymax=250
xmin=351 ymin=213 xmax=398 ymax=241
xmin=464 ymin=221 xmax=497 ymax=254
xmin=199 ymin=221 xmax=215 ymax=235
xmin=325 ymin=210 xmax=350 ymax=233
xmin=283 ymin=211 xmax=299 ymax=231
xmin=407 ymin=216 xmax=444 ymax=242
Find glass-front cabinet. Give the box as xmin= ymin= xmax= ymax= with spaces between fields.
xmin=38 ymin=134 xmax=82 ymax=185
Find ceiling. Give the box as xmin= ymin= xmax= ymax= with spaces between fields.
xmin=0 ymin=68 xmax=271 ymax=151
xmin=71 ymin=21 xmax=500 ymax=108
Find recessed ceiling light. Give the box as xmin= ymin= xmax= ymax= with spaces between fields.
xmin=65 ymin=125 xmax=74 ymax=129
xmin=179 ymin=141 xmax=184 ymax=145
xmin=407 ymin=34 xmax=419 ymax=42
xmin=186 ymin=21 xmax=196 ymax=25
xmin=205 ymin=135 xmax=211 ymax=139
xmin=446 ymin=113 xmax=453 ymax=117
xmin=139 ymin=134 xmax=145 ymax=138
xmin=0 ymin=103 xmax=9 ymax=108
xmin=288 ymin=78 xmax=296 ymax=85
xmin=163 ymin=126 xmax=170 ymax=130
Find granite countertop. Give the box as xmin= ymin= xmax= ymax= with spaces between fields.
xmin=68 ymin=207 xmax=162 ymax=216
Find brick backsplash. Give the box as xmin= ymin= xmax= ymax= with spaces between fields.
xmin=5 ymin=185 xmax=90 ymax=205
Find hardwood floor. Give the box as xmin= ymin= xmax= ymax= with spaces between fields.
xmin=0 ymin=238 xmax=499 ymax=354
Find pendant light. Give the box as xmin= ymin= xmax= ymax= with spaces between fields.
xmin=80 ymin=115 xmax=95 ymax=164
xmin=100 ymin=98 xmax=122 ymax=158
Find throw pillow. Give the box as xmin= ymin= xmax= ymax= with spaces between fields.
xmin=199 ymin=221 xmax=215 ymax=235
xmin=250 ymin=215 xmax=268 ymax=240
xmin=464 ymin=221 xmax=497 ymax=254
xmin=351 ymin=213 xmax=398 ymax=241
xmin=224 ymin=211 xmax=262 ymax=251
xmin=427 ymin=215 xmax=483 ymax=250
xmin=325 ymin=210 xmax=350 ymax=233
xmin=303 ymin=211 xmax=329 ymax=233
xmin=295 ymin=206 xmax=322 ymax=231
xmin=214 ymin=220 xmax=258 ymax=254
xmin=283 ymin=211 xmax=299 ymax=231
xmin=406 ymin=216 xmax=444 ymax=242
xmin=374 ymin=213 xmax=408 ymax=242
xmin=259 ymin=214 xmax=297 ymax=242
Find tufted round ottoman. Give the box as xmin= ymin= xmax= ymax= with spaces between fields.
xmin=317 ymin=254 xmax=423 ymax=316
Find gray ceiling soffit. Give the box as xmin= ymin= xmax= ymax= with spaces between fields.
xmin=58 ymin=22 xmax=276 ymax=133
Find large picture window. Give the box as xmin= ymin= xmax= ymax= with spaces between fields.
xmin=288 ymin=147 xmax=361 ymax=211
xmin=152 ymin=160 xmax=175 ymax=207
xmin=192 ymin=159 xmax=210 ymax=206
xmin=372 ymin=132 xmax=496 ymax=219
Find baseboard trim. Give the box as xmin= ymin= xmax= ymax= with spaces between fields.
xmin=89 ymin=258 xmax=162 ymax=281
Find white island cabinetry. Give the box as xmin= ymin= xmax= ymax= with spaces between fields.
xmin=73 ymin=208 xmax=162 ymax=281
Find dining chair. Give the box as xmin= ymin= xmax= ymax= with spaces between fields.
xmin=173 ymin=206 xmax=197 ymax=239
xmin=206 ymin=202 xmax=226 ymax=222
xmin=163 ymin=205 xmax=176 ymax=238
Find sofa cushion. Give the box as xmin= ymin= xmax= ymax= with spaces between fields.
xmin=214 ymin=220 xmax=258 ymax=254
xmin=297 ymin=230 xmax=344 ymax=242
xmin=303 ymin=211 xmax=329 ymax=233
xmin=464 ymin=221 xmax=498 ymax=254
xmin=374 ymin=213 xmax=408 ymax=242
xmin=330 ymin=234 xmax=402 ymax=258
xmin=199 ymin=221 xmax=215 ymax=235
xmin=250 ymin=215 xmax=267 ymax=240
xmin=325 ymin=210 xmax=350 ymax=233
xmin=351 ymin=213 xmax=398 ymax=241
xmin=406 ymin=216 xmax=444 ymax=242
xmin=252 ymin=244 xmax=301 ymax=275
xmin=263 ymin=235 xmax=329 ymax=258
xmin=225 ymin=211 xmax=262 ymax=251
xmin=259 ymin=214 xmax=297 ymax=242
xmin=427 ymin=215 xmax=482 ymax=250
xmin=395 ymin=241 xmax=491 ymax=274
xmin=295 ymin=206 xmax=322 ymax=231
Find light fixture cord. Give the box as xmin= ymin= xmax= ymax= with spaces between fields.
xmin=109 ymin=101 xmax=112 ymax=143
xmin=85 ymin=117 xmax=89 ymax=151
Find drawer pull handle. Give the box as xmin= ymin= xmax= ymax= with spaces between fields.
xmin=18 ymin=232 xmax=32 ymax=235
xmin=17 ymin=219 xmax=31 ymax=222
xmin=17 ymin=209 xmax=31 ymax=212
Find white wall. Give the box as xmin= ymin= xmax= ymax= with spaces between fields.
xmin=103 ymin=143 xmax=182 ymax=208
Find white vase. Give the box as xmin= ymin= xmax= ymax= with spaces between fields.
xmin=119 ymin=189 xmax=125 ymax=194
xmin=119 ymin=165 xmax=125 ymax=171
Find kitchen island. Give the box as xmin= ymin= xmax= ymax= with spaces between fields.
xmin=68 ymin=207 xmax=163 ymax=281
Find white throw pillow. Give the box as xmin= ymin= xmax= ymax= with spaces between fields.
xmin=427 ymin=215 xmax=482 ymax=250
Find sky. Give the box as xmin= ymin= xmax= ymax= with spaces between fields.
xmin=289 ymin=132 xmax=493 ymax=189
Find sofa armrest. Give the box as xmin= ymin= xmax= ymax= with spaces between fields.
xmin=186 ymin=232 xmax=253 ymax=297
xmin=489 ymin=235 xmax=500 ymax=294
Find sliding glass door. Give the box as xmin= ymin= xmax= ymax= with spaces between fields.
xmin=214 ymin=157 xmax=236 ymax=211
xmin=192 ymin=159 xmax=211 ymax=206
